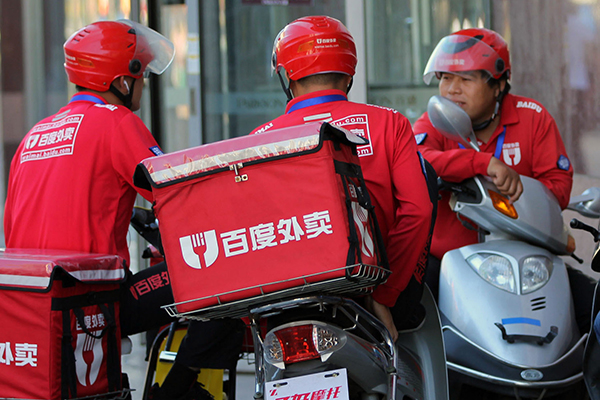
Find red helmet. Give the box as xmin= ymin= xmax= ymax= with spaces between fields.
xmin=272 ymin=16 xmax=357 ymax=81
xmin=64 ymin=20 xmax=174 ymax=92
xmin=423 ymin=28 xmax=511 ymax=84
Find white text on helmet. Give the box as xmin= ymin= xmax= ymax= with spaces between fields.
xmin=438 ymin=59 xmax=466 ymax=66
xmin=316 ymin=38 xmax=337 ymax=44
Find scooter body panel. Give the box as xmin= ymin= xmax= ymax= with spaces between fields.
xmin=439 ymin=240 xmax=579 ymax=368
xmin=452 ymin=176 xmax=570 ymax=255
xmin=258 ymin=291 xmax=448 ymax=400
xmin=264 ymin=321 xmax=390 ymax=394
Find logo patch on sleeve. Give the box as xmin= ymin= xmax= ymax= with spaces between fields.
xmin=414 ymin=133 xmax=427 ymax=145
xmin=149 ymin=146 xmax=164 ymax=156
xmin=557 ymin=155 xmax=570 ymax=171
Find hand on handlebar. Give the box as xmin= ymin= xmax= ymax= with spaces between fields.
xmin=365 ymin=296 xmax=398 ymax=342
xmin=487 ymin=157 xmax=523 ymax=204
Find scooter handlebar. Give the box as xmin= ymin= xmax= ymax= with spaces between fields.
xmin=570 ymin=218 xmax=600 ymax=242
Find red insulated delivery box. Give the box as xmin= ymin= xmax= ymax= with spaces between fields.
xmin=0 ymin=249 xmax=126 ymax=400
xmin=134 ymin=122 xmax=389 ymax=315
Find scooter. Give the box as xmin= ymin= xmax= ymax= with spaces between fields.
xmin=565 ymin=190 xmax=600 ymax=400
xmin=168 ymin=286 xmax=448 ymax=400
xmin=133 ymin=204 xmax=449 ymax=400
xmin=252 ymin=287 xmax=448 ymax=400
xmin=427 ymin=95 xmax=590 ymax=399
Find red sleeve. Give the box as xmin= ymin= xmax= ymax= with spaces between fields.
xmin=110 ymin=113 xmax=160 ymax=202
xmin=530 ymin=112 xmax=573 ymax=209
xmin=371 ymin=116 xmax=433 ymax=307
xmin=413 ymin=112 xmax=492 ymax=182
xmin=3 ymin=148 xmax=22 ymax=243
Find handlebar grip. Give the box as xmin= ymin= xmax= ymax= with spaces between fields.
xmin=570 ymin=218 xmax=585 ymax=230
xmin=570 ymin=218 xmax=600 ymax=241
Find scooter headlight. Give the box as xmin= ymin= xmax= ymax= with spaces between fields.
xmin=467 ymin=253 xmax=516 ymax=293
xmin=520 ymin=256 xmax=551 ymax=294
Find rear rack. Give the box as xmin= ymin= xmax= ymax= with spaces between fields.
xmin=162 ymin=264 xmax=389 ymax=321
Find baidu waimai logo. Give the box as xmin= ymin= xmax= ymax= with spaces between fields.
xmin=178 ymin=210 xmax=335 ymax=269
xmin=179 ymin=231 xmax=219 ymax=269
xmin=351 ymin=201 xmax=374 ymax=258
xmin=74 ymin=312 xmax=106 ymax=387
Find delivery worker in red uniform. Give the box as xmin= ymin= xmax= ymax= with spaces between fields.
xmin=4 ymin=20 xmax=242 ymax=400
xmin=251 ymin=16 xmax=433 ymax=341
xmin=414 ymin=28 xmax=595 ymax=333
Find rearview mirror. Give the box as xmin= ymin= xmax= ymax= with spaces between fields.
xmin=427 ymin=95 xmax=480 ymax=152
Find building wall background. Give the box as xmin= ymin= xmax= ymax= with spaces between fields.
xmin=493 ymin=0 xmax=600 ymax=178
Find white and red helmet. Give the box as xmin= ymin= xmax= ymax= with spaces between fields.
xmin=423 ymin=28 xmax=510 ymax=84
xmin=64 ymin=20 xmax=174 ymax=91
xmin=272 ymin=15 xmax=357 ymax=81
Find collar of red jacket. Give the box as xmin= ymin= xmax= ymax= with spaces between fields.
xmin=284 ymin=89 xmax=348 ymax=114
xmin=497 ymin=93 xmax=520 ymax=126
xmin=69 ymin=91 xmax=107 ymax=105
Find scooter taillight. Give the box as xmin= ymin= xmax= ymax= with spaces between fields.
xmin=264 ymin=323 xmax=342 ymax=367
xmin=274 ymin=325 xmax=319 ymax=363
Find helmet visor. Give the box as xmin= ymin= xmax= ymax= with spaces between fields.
xmin=119 ymin=19 xmax=175 ymax=76
xmin=423 ymin=34 xmax=503 ymax=85
xmin=271 ymin=27 xmax=286 ymax=76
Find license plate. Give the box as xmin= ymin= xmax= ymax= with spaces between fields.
xmin=265 ymin=368 xmax=350 ymax=400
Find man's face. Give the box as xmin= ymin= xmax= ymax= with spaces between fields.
xmin=438 ymin=71 xmax=499 ymax=125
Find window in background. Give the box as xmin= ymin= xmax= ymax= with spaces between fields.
xmin=365 ymin=0 xmax=490 ymax=123
xmin=199 ymin=1 xmax=346 ymax=144
xmin=158 ymin=2 xmax=189 ymax=153
xmin=64 ymin=0 xmax=134 ymax=98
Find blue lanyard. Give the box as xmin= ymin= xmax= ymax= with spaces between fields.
xmin=459 ymin=126 xmax=506 ymax=159
xmin=287 ymin=94 xmax=347 ymax=114
xmin=69 ymin=94 xmax=106 ymax=105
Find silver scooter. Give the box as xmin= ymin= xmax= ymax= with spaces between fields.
xmin=171 ymin=277 xmax=449 ymax=400
xmin=428 ymin=95 xmax=590 ymax=399
xmin=567 ymin=191 xmax=600 ymax=400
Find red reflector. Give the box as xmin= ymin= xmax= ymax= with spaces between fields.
xmin=275 ymin=325 xmax=319 ymax=363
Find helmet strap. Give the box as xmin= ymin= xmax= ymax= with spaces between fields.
xmin=108 ymin=78 xmax=135 ymax=109
xmin=277 ymin=70 xmax=293 ymax=102
xmin=472 ymin=81 xmax=510 ymax=132
xmin=346 ymin=77 xmax=353 ymax=95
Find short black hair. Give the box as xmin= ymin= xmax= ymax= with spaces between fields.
xmin=487 ymin=73 xmax=511 ymax=94
xmin=296 ymin=72 xmax=348 ymax=87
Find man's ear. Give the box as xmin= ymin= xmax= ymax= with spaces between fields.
xmin=113 ymin=76 xmax=130 ymax=95
xmin=497 ymin=79 xmax=507 ymax=96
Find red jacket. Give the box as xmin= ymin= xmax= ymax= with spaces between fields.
xmin=251 ymin=89 xmax=432 ymax=307
xmin=413 ymin=93 xmax=573 ymax=259
xmin=4 ymin=92 xmax=162 ymax=264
